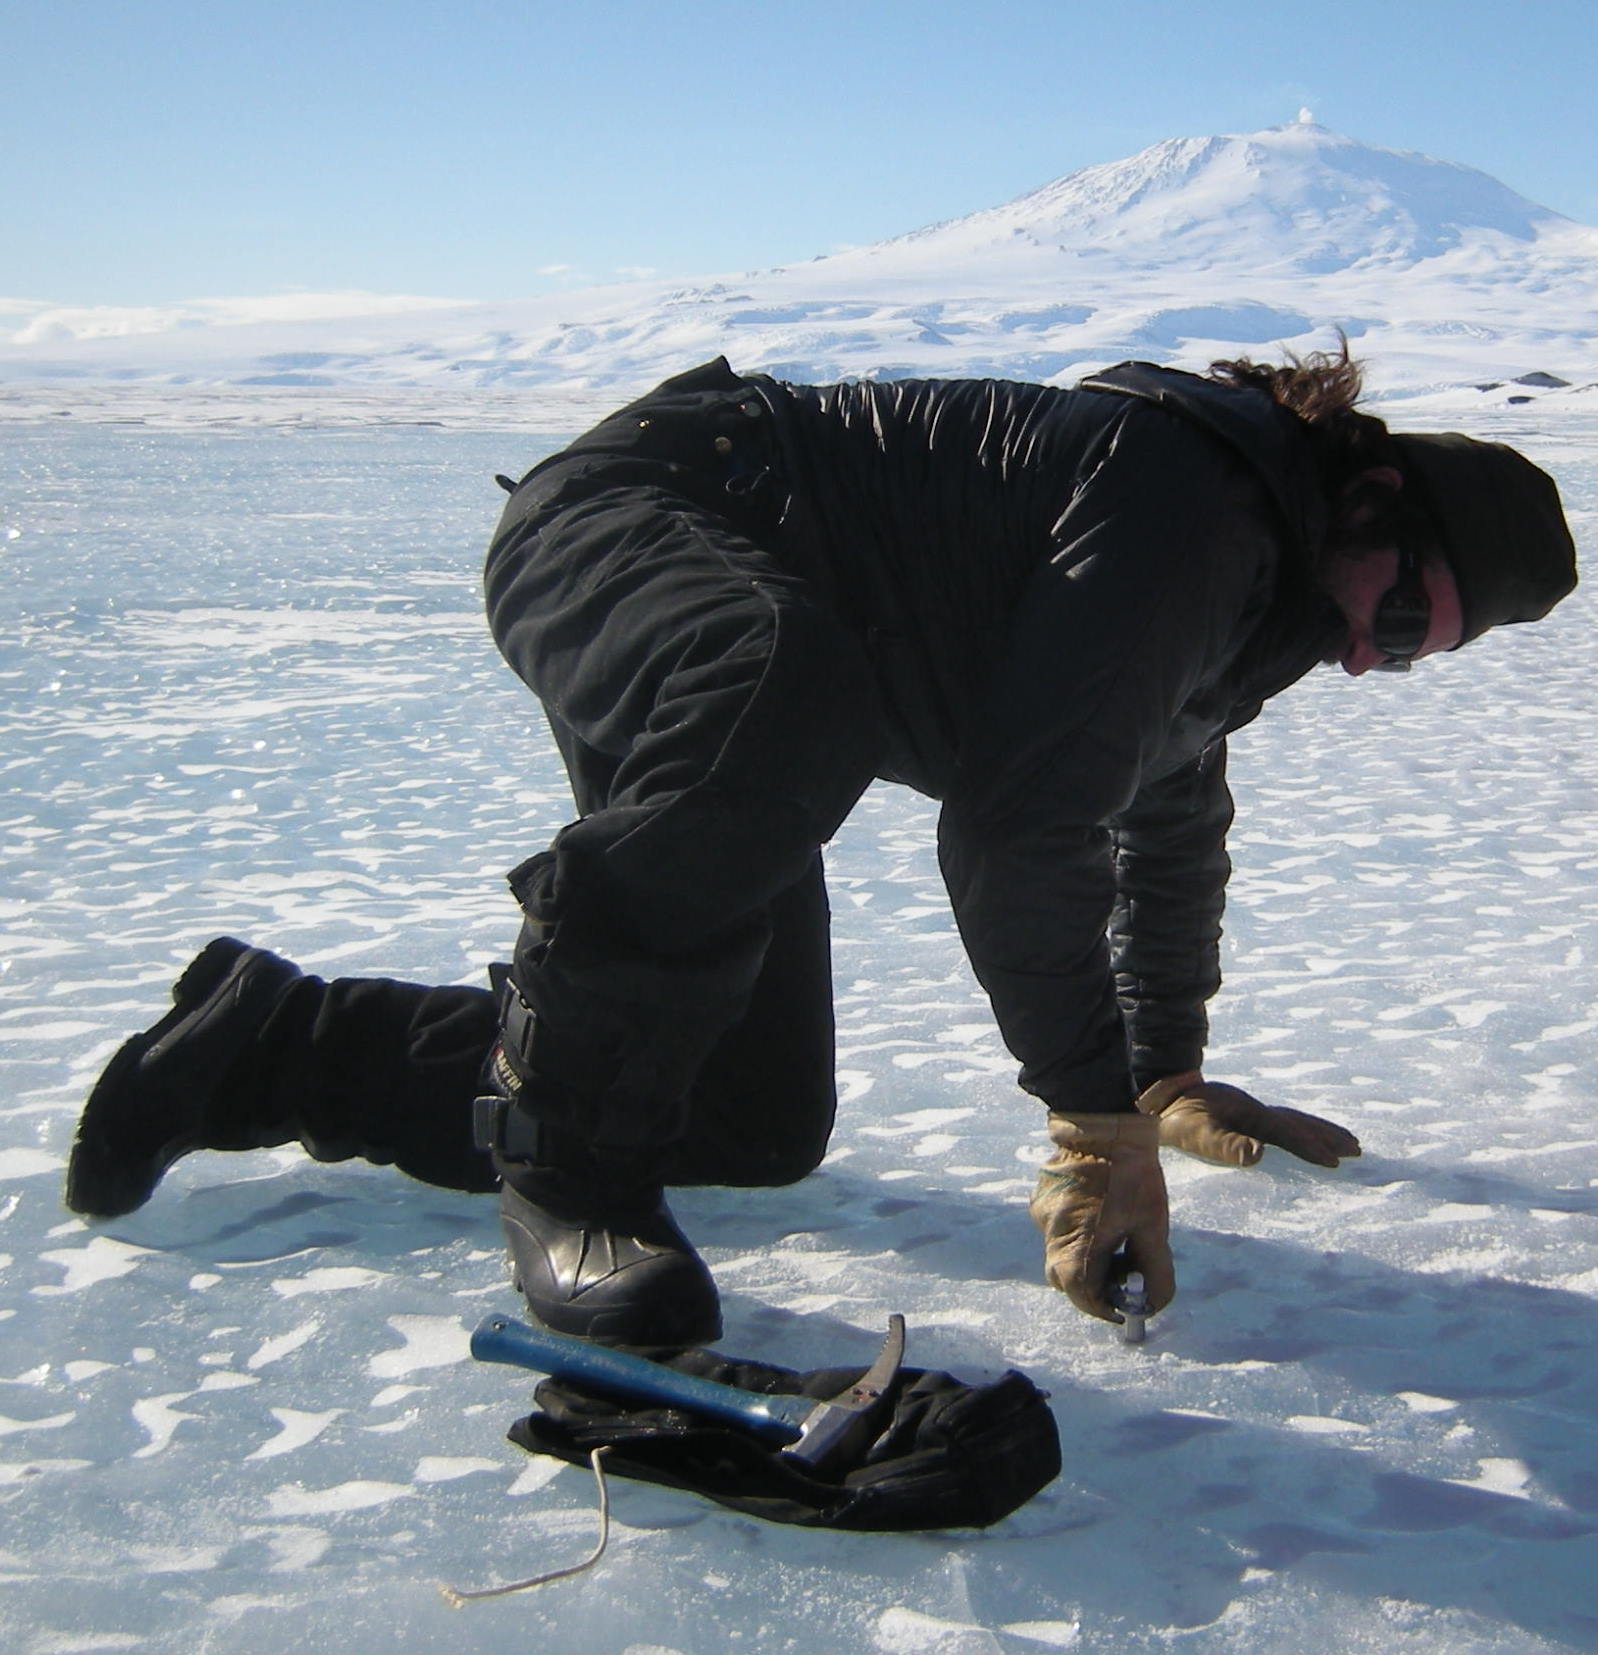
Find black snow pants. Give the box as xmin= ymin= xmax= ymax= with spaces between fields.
xmin=260 ymin=363 xmax=889 ymax=1194
xmin=244 ymin=859 xmax=851 ymax=1194
xmin=480 ymin=360 xmax=888 ymax=1177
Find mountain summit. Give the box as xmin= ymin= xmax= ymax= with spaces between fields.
xmin=4 ymin=124 xmax=1595 ymax=411
xmin=889 ymin=122 xmax=1566 ymax=273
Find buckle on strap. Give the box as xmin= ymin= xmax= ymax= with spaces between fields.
xmin=500 ymin=979 xmax=538 ymax=1068
xmin=473 ymin=1091 xmax=546 ymax=1161
xmin=475 ymin=983 xmax=552 ymax=1162
xmin=473 ymin=1093 xmax=508 ymax=1155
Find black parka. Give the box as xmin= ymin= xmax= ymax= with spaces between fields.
xmin=754 ymin=362 xmax=1346 ymax=1111
xmin=494 ymin=357 xmax=1348 ymax=1121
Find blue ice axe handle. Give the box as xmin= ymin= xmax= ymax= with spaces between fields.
xmin=470 ymin=1313 xmax=810 ymax=1446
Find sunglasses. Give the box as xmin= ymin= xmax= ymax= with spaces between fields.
xmin=1369 ymin=539 xmax=1432 ymax=672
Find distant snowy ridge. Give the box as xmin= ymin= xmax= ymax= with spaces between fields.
xmin=898 ymin=124 xmax=1566 ymax=269
xmin=5 ymin=123 xmax=1597 ymax=416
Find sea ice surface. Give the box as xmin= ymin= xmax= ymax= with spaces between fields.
xmin=1 ymin=406 xmax=1596 ymax=1653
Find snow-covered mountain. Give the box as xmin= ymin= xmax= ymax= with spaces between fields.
xmin=893 ymin=122 xmax=1564 ymax=271
xmin=5 ymin=121 xmax=1596 ymax=414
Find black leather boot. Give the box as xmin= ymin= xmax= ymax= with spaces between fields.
xmin=66 ymin=939 xmax=305 ymax=1218
xmin=499 ymin=1164 xmax=722 ymax=1349
xmin=480 ymin=1041 xmax=723 ymax=1351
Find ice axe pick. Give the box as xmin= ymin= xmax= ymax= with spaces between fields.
xmin=470 ymin=1311 xmax=907 ymax=1476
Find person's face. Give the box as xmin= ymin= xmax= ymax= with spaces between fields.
xmin=1322 ymin=544 xmax=1463 ymax=676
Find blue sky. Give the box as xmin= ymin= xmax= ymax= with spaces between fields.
xmin=5 ymin=0 xmax=1595 ymax=307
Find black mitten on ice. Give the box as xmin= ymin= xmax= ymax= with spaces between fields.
xmin=506 ymin=1344 xmax=1060 ymax=1531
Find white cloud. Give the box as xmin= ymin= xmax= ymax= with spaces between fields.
xmin=8 ymin=290 xmax=474 ymax=344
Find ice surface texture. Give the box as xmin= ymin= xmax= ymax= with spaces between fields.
xmin=1 ymin=410 xmax=1596 ymax=1653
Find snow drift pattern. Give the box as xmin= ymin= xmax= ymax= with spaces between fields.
xmin=1 ymin=394 xmax=1596 ymax=1652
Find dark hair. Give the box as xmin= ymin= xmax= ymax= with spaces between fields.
xmin=1209 ymin=337 xmax=1436 ymax=566
xmin=1208 ymin=336 xmax=1369 ymax=427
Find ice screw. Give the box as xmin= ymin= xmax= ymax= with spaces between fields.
xmin=1112 ymin=1271 xmax=1149 ymax=1344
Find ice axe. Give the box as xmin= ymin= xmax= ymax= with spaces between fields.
xmin=470 ymin=1311 xmax=907 ymax=1477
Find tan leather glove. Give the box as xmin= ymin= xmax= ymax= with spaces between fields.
xmin=1137 ymin=1071 xmax=1362 ymax=1168
xmin=1029 ymin=1111 xmax=1175 ymax=1323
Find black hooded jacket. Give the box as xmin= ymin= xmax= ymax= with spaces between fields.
xmin=753 ymin=362 xmax=1346 ymax=1111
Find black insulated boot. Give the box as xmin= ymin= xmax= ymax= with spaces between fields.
xmin=481 ymin=1045 xmax=722 ymax=1349
xmin=66 ymin=938 xmax=303 ymax=1218
xmin=498 ymin=1169 xmax=723 ymax=1350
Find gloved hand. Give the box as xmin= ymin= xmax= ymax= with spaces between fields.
xmin=1137 ymin=1071 xmax=1361 ymax=1168
xmin=1029 ymin=1112 xmax=1175 ymax=1323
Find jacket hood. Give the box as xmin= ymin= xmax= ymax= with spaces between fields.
xmin=1078 ymin=361 xmax=1328 ymax=557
